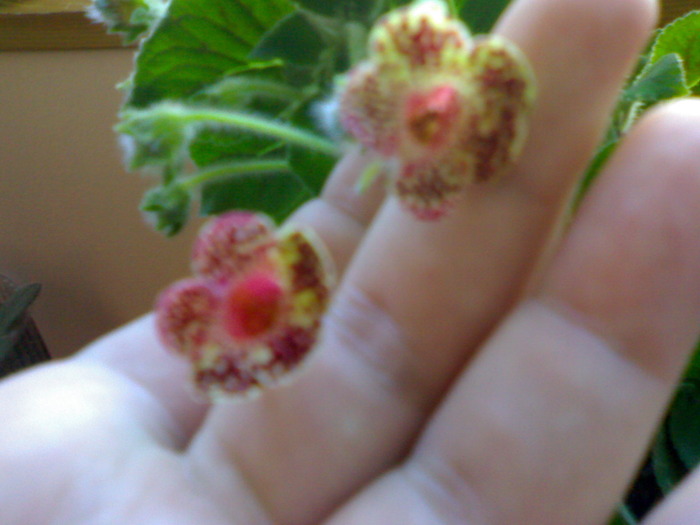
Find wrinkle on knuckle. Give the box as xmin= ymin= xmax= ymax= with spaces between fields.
xmin=324 ymin=283 xmax=431 ymax=413
xmin=403 ymin=451 xmax=488 ymax=525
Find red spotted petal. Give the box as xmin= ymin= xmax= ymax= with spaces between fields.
xmin=192 ymin=211 xmax=276 ymax=281
xmin=190 ymin=323 xmax=319 ymax=400
xmin=393 ymin=156 xmax=474 ymax=220
xmin=340 ymin=62 xmax=403 ymax=156
xmin=370 ymin=0 xmax=472 ymax=72
xmin=276 ymin=226 xmax=334 ymax=330
xmin=155 ymin=278 xmax=218 ymax=356
xmin=193 ymin=352 xmax=260 ymax=399
xmin=465 ymin=35 xmax=537 ymax=182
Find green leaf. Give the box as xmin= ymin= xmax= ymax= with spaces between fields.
xmin=88 ymin=0 xmax=166 ymax=43
xmin=0 ymin=337 xmax=14 ymax=364
xmin=649 ymin=11 xmax=700 ymax=89
xmin=287 ymin=146 xmax=336 ymax=195
xmin=682 ymin=338 xmax=700 ymax=381
xmin=625 ymin=53 xmax=689 ymax=104
xmin=652 ymin=415 xmax=689 ymax=494
xmin=189 ymin=128 xmax=280 ymax=168
xmin=251 ymin=12 xmax=327 ymax=66
xmin=118 ymin=103 xmax=194 ymax=169
xmin=141 ymin=184 xmax=192 ymax=236
xmin=0 ymin=283 xmax=41 ymax=364
xmin=126 ymin=0 xmax=294 ymax=108
xmin=195 ymin=74 xmax=302 ymax=109
xmin=200 ymin=172 xmax=312 ymax=223
xmin=296 ymin=0 xmax=376 ymax=21
xmin=0 ymin=283 xmax=41 ymax=336
xmin=668 ymin=381 xmax=700 ymax=470
xmin=608 ymin=504 xmax=637 ymax=525
xmin=459 ymin=0 xmax=511 ymax=34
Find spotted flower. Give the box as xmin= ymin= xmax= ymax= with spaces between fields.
xmin=155 ymin=212 xmax=334 ymax=400
xmin=338 ymin=0 xmax=536 ymax=220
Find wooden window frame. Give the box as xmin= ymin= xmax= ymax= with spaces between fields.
xmin=0 ymin=0 xmax=698 ymax=52
xmin=0 ymin=0 xmax=125 ymax=51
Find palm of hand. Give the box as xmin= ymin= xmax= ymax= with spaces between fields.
xmin=3 ymin=0 xmax=700 ymax=524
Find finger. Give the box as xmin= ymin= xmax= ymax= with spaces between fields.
xmin=80 ymin=147 xmax=384 ymax=448
xmin=345 ymin=0 xmax=658 ymax=400
xmin=330 ymin=100 xmax=700 ymax=525
xmin=289 ymin=146 xmax=386 ymax=273
xmin=189 ymin=0 xmax=657 ymax=523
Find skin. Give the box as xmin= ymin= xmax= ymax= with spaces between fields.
xmin=2 ymin=0 xmax=700 ymax=523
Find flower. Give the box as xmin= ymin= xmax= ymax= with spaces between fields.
xmin=155 ymin=212 xmax=334 ymax=400
xmin=338 ymin=0 xmax=536 ymax=220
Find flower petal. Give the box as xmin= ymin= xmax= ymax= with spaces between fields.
xmin=190 ymin=326 xmax=318 ymax=400
xmin=225 ymin=226 xmax=336 ymax=388
xmin=163 ymin=220 xmax=335 ymax=401
xmin=276 ymin=226 xmax=334 ymax=328
xmin=370 ymin=0 xmax=472 ymax=73
xmin=465 ymin=35 xmax=537 ymax=182
xmin=339 ymin=62 xmax=404 ymax=156
xmin=155 ymin=278 xmax=218 ymax=356
xmin=192 ymin=211 xmax=276 ymax=281
xmin=192 ymin=350 xmax=261 ymax=399
xmin=393 ymin=156 xmax=474 ymax=220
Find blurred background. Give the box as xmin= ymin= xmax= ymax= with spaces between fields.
xmin=0 ymin=0 xmax=698 ymax=358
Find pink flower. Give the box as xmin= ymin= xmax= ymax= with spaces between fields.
xmin=338 ymin=0 xmax=536 ymax=220
xmin=155 ymin=212 xmax=334 ymax=400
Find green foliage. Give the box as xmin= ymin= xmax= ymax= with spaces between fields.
xmin=200 ymin=172 xmax=311 ymax=222
xmin=141 ymin=184 xmax=191 ymax=236
xmin=624 ymin=53 xmax=689 ymax=104
xmin=576 ymin=12 xmax=699 ymax=205
xmin=608 ymin=505 xmax=637 ymax=525
xmin=669 ymin=382 xmax=700 ymax=469
xmin=126 ymin=0 xmax=294 ymax=108
xmin=251 ymin=12 xmax=327 ymax=66
xmin=651 ymin=341 xmax=700 ymax=495
xmin=648 ymin=12 xmax=700 ymax=89
xmin=652 ymin=402 xmax=691 ymax=494
xmin=459 ymin=0 xmax=510 ymax=33
xmin=88 ymin=0 xmax=166 ymax=43
xmin=296 ymin=0 xmax=377 ymax=21
xmin=0 ymin=283 xmax=41 ymax=363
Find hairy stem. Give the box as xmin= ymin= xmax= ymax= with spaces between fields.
xmin=182 ymin=109 xmax=340 ymax=156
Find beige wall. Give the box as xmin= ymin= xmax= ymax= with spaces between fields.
xmin=0 ymin=48 xmax=200 ymax=358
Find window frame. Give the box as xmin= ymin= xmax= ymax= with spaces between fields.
xmin=0 ymin=0 xmax=124 ymax=51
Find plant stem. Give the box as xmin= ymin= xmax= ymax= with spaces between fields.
xmin=346 ymin=21 xmax=368 ymax=66
xmin=182 ymin=110 xmax=340 ymax=157
xmin=179 ymin=159 xmax=290 ymax=190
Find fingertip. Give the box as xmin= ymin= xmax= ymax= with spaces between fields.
xmin=542 ymin=97 xmax=700 ymax=383
xmin=496 ymin=0 xmax=659 ymax=53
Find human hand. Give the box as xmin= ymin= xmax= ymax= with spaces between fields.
xmin=3 ymin=0 xmax=700 ymax=523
